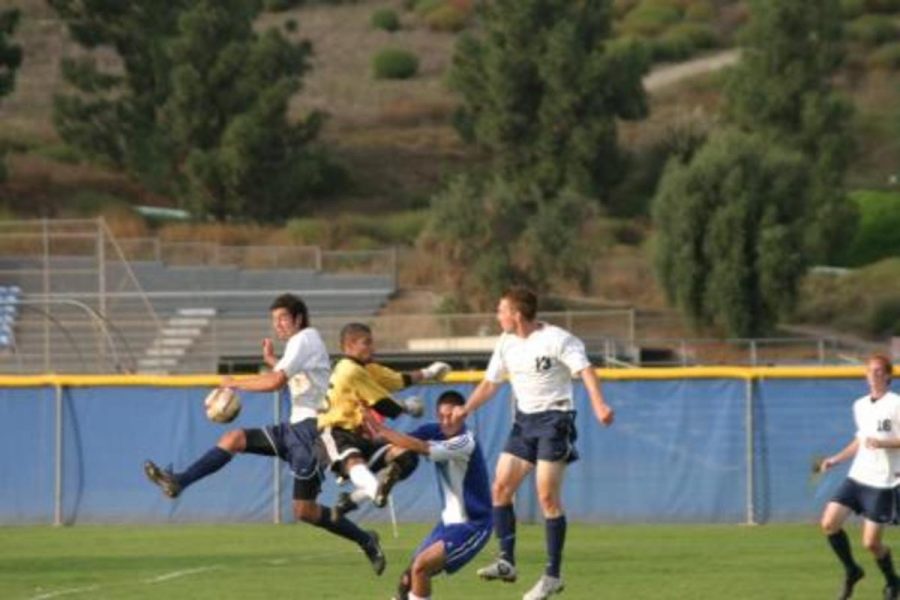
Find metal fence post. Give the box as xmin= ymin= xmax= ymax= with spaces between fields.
xmin=54 ymin=383 xmax=64 ymax=526
xmin=745 ymin=377 xmax=757 ymax=525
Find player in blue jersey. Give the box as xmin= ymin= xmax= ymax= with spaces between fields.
xmin=365 ymin=390 xmax=493 ymax=600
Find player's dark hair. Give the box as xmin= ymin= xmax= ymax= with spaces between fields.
xmin=869 ymin=353 xmax=894 ymax=381
xmin=436 ymin=390 xmax=465 ymax=408
xmin=340 ymin=322 xmax=372 ymax=347
xmin=270 ymin=293 xmax=309 ymax=328
xmin=502 ymin=285 xmax=538 ymax=321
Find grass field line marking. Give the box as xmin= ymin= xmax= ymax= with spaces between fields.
xmin=145 ymin=565 xmax=222 ymax=584
xmin=29 ymin=585 xmax=100 ymax=600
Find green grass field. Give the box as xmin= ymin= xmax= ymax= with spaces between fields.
xmin=0 ymin=521 xmax=889 ymax=599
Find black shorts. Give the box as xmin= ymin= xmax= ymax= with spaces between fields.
xmin=503 ymin=410 xmax=578 ymax=465
xmin=832 ymin=478 xmax=900 ymax=524
xmin=244 ymin=418 xmax=323 ymax=501
xmin=317 ymin=426 xmax=386 ymax=476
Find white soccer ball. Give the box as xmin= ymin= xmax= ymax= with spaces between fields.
xmin=204 ymin=387 xmax=241 ymax=424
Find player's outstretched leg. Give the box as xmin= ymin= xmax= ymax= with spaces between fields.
xmin=362 ymin=530 xmax=386 ymax=576
xmin=522 ymin=575 xmax=565 ymax=600
xmin=143 ymin=460 xmax=182 ymax=498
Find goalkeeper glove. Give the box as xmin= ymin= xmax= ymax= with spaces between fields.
xmin=420 ymin=361 xmax=451 ymax=381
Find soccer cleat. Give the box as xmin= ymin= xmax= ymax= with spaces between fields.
xmin=522 ymin=574 xmax=565 ymax=600
xmin=332 ymin=491 xmax=359 ymax=522
xmin=362 ymin=530 xmax=386 ymax=576
xmin=837 ymin=567 xmax=864 ymax=600
xmin=885 ymin=582 xmax=899 ymax=600
xmin=143 ymin=460 xmax=182 ymax=499
xmin=476 ymin=557 xmax=517 ymax=583
xmin=374 ymin=461 xmax=402 ymax=508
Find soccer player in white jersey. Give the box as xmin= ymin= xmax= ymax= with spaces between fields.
xmin=365 ymin=390 xmax=492 ymax=600
xmin=820 ymin=354 xmax=900 ymax=600
xmin=450 ymin=286 xmax=614 ymax=600
xmin=144 ymin=293 xmax=386 ymax=574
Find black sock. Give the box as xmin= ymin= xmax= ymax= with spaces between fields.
xmin=827 ymin=530 xmax=860 ymax=575
xmin=878 ymin=549 xmax=899 ymax=586
xmin=494 ymin=504 xmax=516 ymax=565
xmin=392 ymin=451 xmax=419 ymax=481
xmin=313 ymin=506 xmax=370 ymax=547
xmin=176 ymin=447 xmax=232 ymax=489
xmin=545 ymin=515 xmax=567 ymax=578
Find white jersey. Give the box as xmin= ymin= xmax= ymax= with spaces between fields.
xmin=484 ymin=323 xmax=591 ymax=414
xmin=273 ymin=327 xmax=331 ymax=423
xmin=848 ymin=390 xmax=900 ymax=489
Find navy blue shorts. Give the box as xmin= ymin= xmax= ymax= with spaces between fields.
xmin=832 ymin=478 xmax=900 ymax=524
xmin=244 ymin=418 xmax=323 ymax=501
xmin=503 ymin=410 xmax=578 ymax=465
xmin=413 ymin=520 xmax=492 ymax=574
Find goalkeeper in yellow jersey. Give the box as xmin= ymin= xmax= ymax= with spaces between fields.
xmin=318 ymin=322 xmax=451 ymax=519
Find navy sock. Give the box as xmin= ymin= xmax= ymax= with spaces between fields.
xmin=827 ymin=530 xmax=860 ymax=575
xmin=176 ymin=447 xmax=232 ymax=489
xmin=878 ymin=549 xmax=899 ymax=586
xmin=545 ymin=515 xmax=567 ymax=578
xmin=315 ymin=506 xmax=371 ymax=547
xmin=494 ymin=504 xmax=516 ymax=565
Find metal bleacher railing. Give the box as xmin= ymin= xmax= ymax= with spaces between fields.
xmin=0 ymin=218 xmax=880 ymax=374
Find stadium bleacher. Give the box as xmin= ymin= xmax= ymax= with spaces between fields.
xmin=0 ymin=255 xmax=395 ymax=374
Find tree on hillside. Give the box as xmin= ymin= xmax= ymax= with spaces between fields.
xmin=421 ymin=175 xmax=594 ymax=311
xmin=724 ymin=0 xmax=856 ymax=263
xmin=163 ymin=0 xmax=335 ymax=221
xmin=50 ymin=0 xmax=338 ymax=221
xmin=449 ymin=0 xmax=649 ymax=199
xmin=0 ymin=8 xmax=23 ymax=183
xmin=652 ymin=130 xmax=810 ymax=337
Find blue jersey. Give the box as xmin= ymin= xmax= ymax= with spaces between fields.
xmin=410 ymin=423 xmax=492 ymax=525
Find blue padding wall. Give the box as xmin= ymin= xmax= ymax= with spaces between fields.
xmin=0 ymin=376 xmax=875 ymax=524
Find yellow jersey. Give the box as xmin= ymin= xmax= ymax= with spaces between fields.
xmin=317 ymin=358 xmax=405 ymax=431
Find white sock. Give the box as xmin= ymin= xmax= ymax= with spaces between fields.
xmin=348 ymin=464 xmax=378 ymax=500
xmin=409 ymin=594 xmax=430 ymax=600
xmin=349 ymin=488 xmax=368 ymax=504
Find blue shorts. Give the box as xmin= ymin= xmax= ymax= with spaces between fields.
xmin=504 ymin=410 xmax=578 ymax=465
xmin=833 ymin=478 xmax=900 ymax=524
xmin=414 ymin=520 xmax=492 ymax=574
xmin=245 ymin=418 xmax=323 ymax=500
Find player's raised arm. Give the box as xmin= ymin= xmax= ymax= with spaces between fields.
xmin=221 ymin=370 xmax=287 ymax=394
xmin=579 ymin=366 xmax=614 ymax=426
xmin=451 ymin=379 xmax=500 ymax=425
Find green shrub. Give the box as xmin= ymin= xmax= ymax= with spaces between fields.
xmin=869 ymin=41 xmax=900 ymax=68
xmin=868 ymin=295 xmax=900 ymax=335
xmin=842 ymin=190 xmax=900 ymax=266
xmin=32 ymin=143 xmax=84 ymax=164
xmin=649 ymin=24 xmax=716 ymax=61
xmin=864 ymin=0 xmax=900 ymax=13
xmin=613 ymin=0 xmax=641 ymax=19
xmin=841 ymin=0 xmax=867 ymax=18
xmin=371 ymin=7 xmax=401 ymax=32
xmin=846 ymin=14 xmax=898 ymax=47
xmin=413 ymin=0 xmax=443 ymax=17
xmin=620 ymin=3 xmax=683 ymax=37
xmin=264 ymin=0 xmax=302 ymax=11
xmin=424 ymin=4 xmax=468 ymax=32
xmin=372 ymin=47 xmax=419 ymax=79
xmin=684 ymin=0 xmax=716 ymax=22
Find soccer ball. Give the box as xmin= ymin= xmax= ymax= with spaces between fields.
xmin=204 ymin=387 xmax=241 ymax=424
